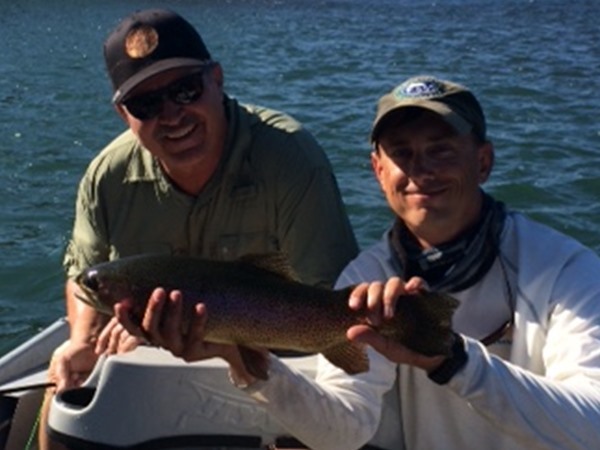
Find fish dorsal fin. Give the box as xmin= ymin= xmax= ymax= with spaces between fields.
xmin=238 ymin=252 xmax=299 ymax=282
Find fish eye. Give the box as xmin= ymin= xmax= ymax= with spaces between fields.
xmin=82 ymin=270 xmax=100 ymax=292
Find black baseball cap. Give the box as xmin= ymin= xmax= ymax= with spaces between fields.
xmin=104 ymin=9 xmax=213 ymax=103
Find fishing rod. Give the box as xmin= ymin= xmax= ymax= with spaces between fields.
xmin=0 ymin=382 xmax=56 ymax=395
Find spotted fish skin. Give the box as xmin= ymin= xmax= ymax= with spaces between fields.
xmin=75 ymin=253 xmax=459 ymax=378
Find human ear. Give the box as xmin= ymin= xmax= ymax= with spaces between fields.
xmin=478 ymin=141 xmax=495 ymax=183
xmin=114 ymin=103 xmax=130 ymax=124
xmin=371 ymin=149 xmax=387 ymax=192
xmin=209 ymin=63 xmax=224 ymax=89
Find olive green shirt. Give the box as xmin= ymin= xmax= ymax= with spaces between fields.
xmin=64 ymin=97 xmax=358 ymax=287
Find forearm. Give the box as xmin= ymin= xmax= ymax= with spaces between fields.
xmin=241 ymin=351 xmax=395 ymax=450
xmin=449 ymin=338 xmax=600 ymax=449
xmin=65 ymin=279 xmax=108 ymax=345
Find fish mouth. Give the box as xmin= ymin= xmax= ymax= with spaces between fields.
xmin=74 ymin=283 xmax=113 ymax=316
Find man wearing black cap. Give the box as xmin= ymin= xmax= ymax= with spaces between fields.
xmin=39 ymin=8 xmax=358 ymax=449
xmin=134 ymin=75 xmax=600 ymax=449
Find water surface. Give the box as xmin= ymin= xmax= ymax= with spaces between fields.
xmin=1 ymin=0 xmax=599 ymax=354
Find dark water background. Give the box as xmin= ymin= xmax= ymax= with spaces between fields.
xmin=1 ymin=0 xmax=599 ymax=355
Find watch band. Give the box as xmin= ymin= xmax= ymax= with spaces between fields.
xmin=427 ymin=333 xmax=468 ymax=385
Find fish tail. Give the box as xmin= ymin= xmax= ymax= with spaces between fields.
xmin=388 ymin=292 xmax=460 ymax=357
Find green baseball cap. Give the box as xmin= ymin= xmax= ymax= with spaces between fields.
xmin=371 ymin=75 xmax=486 ymax=143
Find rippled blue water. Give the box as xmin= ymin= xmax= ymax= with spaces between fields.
xmin=1 ymin=0 xmax=599 ymax=354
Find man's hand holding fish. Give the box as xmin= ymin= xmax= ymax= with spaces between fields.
xmin=95 ymin=317 xmax=144 ymax=355
xmin=347 ymin=276 xmax=448 ymax=374
xmin=111 ymin=271 xmax=451 ymax=389
xmin=114 ymin=286 xmax=266 ymax=388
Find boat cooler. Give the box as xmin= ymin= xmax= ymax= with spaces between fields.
xmin=48 ymin=346 xmax=315 ymax=449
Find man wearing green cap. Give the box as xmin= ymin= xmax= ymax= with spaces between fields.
xmin=39 ymin=8 xmax=358 ymax=450
xmin=134 ymin=75 xmax=600 ymax=449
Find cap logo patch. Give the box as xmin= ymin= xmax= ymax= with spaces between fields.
xmin=396 ymin=79 xmax=445 ymax=99
xmin=124 ymin=25 xmax=159 ymax=59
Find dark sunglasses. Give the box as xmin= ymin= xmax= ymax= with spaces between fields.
xmin=122 ymin=72 xmax=206 ymax=121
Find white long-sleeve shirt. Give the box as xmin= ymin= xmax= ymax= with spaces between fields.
xmin=244 ymin=211 xmax=600 ymax=450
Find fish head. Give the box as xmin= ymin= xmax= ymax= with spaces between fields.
xmin=74 ymin=265 xmax=143 ymax=319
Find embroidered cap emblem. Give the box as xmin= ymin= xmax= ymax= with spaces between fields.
xmin=124 ymin=25 xmax=159 ymax=59
xmin=395 ymin=79 xmax=446 ymax=99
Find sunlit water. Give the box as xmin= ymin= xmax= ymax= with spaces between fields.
xmin=1 ymin=0 xmax=599 ymax=354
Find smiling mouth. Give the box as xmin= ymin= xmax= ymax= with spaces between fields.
xmin=407 ymin=188 xmax=443 ymax=197
xmin=164 ymin=123 xmax=196 ymax=140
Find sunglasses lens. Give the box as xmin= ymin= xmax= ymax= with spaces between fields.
xmin=169 ymin=75 xmax=204 ymax=105
xmin=122 ymin=73 xmax=205 ymax=121
xmin=123 ymin=94 xmax=163 ymax=121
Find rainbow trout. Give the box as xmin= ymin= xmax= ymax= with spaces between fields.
xmin=75 ymin=253 xmax=459 ymax=378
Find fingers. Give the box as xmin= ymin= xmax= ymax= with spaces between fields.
xmin=112 ymin=288 xmax=230 ymax=364
xmin=161 ymin=290 xmax=184 ymax=350
xmin=349 ymin=277 xmax=409 ymax=325
xmin=349 ymin=277 xmax=428 ymax=309
xmin=167 ymin=301 xmax=235 ymax=364
xmin=346 ymin=324 xmax=377 ymax=343
xmin=187 ymin=303 xmax=208 ymax=344
xmin=171 ymin=301 xmax=229 ymax=363
xmin=347 ymin=324 xmax=413 ymax=365
xmin=349 ymin=282 xmax=369 ymax=310
xmin=160 ymin=291 xmax=191 ymax=358
xmin=136 ymin=289 xmax=195 ymax=359
xmin=96 ymin=318 xmax=116 ymax=354
xmin=382 ymin=277 xmax=403 ymax=319
xmin=114 ymin=301 xmax=140 ymax=337
xmin=348 ymin=323 xmax=447 ymax=371
xmin=141 ymin=287 xmax=168 ymax=340
xmin=96 ymin=318 xmax=127 ymax=354
xmin=53 ymin=354 xmax=71 ymax=392
xmin=178 ymin=303 xmax=212 ymax=361
xmin=130 ymin=288 xmax=185 ymax=355
xmin=97 ymin=317 xmax=144 ymax=355
xmin=405 ymin=276 xmax=429 ymax=293
xmin=50 ymin=342 xmax=96 ymax=392
xmin=114 ymin=288 xmax=173 ymax=347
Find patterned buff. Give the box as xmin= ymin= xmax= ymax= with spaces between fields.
xmin=389 ymin=192 xmax=506 ymax=293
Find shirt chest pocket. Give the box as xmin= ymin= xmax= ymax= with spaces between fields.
xmin=213 ymin=232 xmax=279 ymax=260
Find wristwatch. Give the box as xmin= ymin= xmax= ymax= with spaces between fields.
xmin=427 ymin=333 xmax=468 ymax=385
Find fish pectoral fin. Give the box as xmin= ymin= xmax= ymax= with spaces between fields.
xmin=238 ymin=345 xmax=270 ymax=380
xmin=321 ymin=342 xmax=369 ymax=375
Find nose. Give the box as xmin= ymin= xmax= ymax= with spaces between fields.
xmin=408 ymin=152 xmax=435 ymax=179
xmin=157 ymin=99 xmax=184 ymax=123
